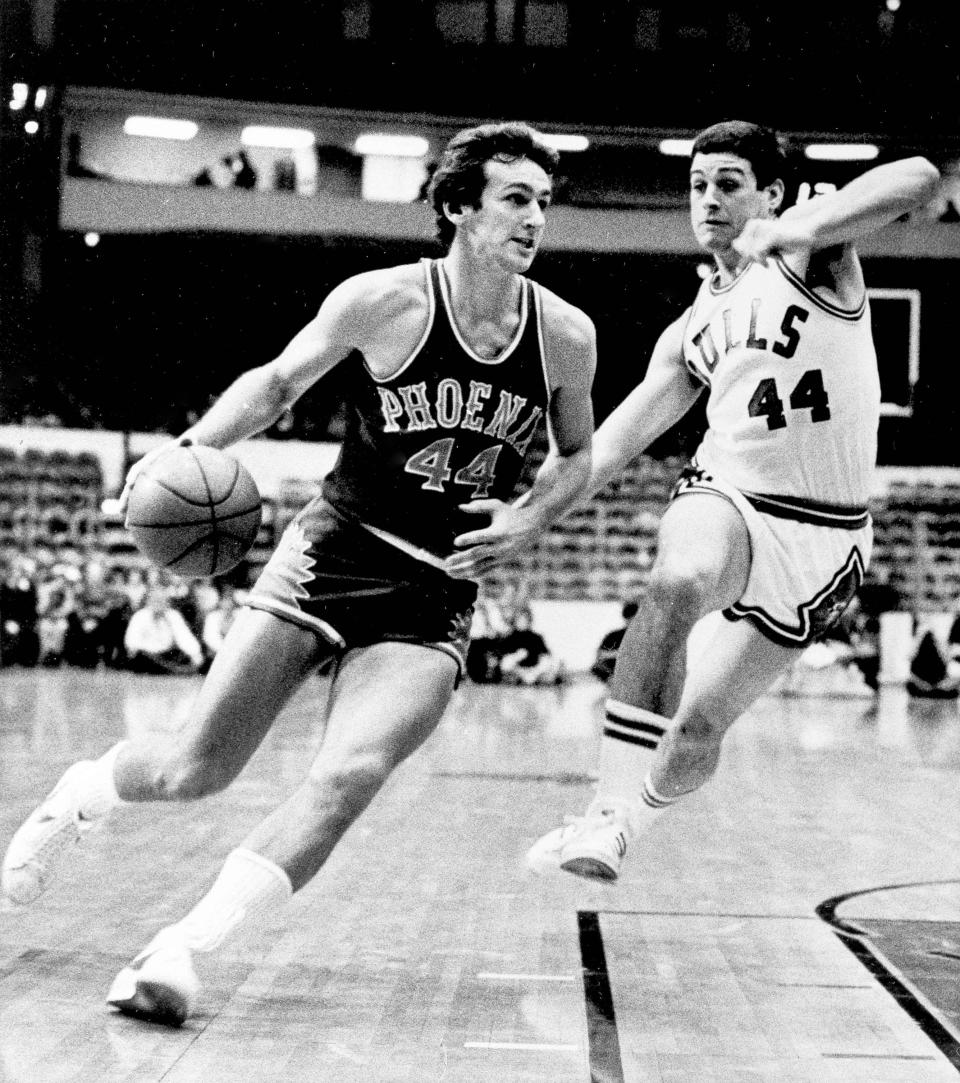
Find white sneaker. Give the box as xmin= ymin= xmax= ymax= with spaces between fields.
xmin=526 ymin=808 xmax=629 ymax=882
xmin=2 ymin=761 xmax=108 ymax=904
xmin=106 ymin=929 xmax=199 ymax=1027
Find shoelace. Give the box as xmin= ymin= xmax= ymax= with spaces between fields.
xmin=18 ymin=811 xmax=82 ymax=879
xmin=559 ymin=809 xmax=616 ymax=837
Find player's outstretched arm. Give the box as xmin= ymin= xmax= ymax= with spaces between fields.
xmin=589 ymin=314 xmax=702 ymax=498
xmin=734 ymin=156 xmax=942 ymax=262
xmin=444 ymin=298 xmax=596 ymax=579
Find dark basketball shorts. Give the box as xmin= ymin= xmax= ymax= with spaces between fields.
xmin=245 ymin=498 xmax=476 ymax=677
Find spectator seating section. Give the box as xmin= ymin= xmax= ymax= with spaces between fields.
xmin=3 ymin=446 xmax=960 ymax=615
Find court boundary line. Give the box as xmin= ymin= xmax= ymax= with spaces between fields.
xmin=817 ymin=882 xmax=960 ymax=1073
xmin=592 ymin=903 xmax=960 ymax=1075
xmin=578 ymin=910 xmax=626 ymax=1083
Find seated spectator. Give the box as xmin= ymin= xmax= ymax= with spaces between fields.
xmin=37 ymin=578 xmax=75 ymax=667
xmin=947 ymin=612 xmax=960 ymax=684
xmin=499 ymin=607 xmax=563 ymax=686
xmin=123 ymin=568 xmax=149 ymax=613
xmin=63 ymin=559 xmax=130 ymax=668
xmin=201 ymin=589 xmax=238 ymax=668
xmin=124 ymin=587 xmax=204 ymax=675
xmin=907 ymin=618 xmax=959 ymax=699
xmin=591 ymin=600 xmax=639 ymax=683
xmin=466 ymin=595 xmax=511 ymax=683
xmin=1 ymin=555 xmax=40 ymax=667
xmin=99 ymin=567 xmax=134 ymax=668
xmin=166 ymin=577 xmax=203 ymax=639
xmin=500 ymin=579 xmax=532 ymax=627
xmin=192 ymin=579 xmax=222 ymax=626
xmin=819 ymin=594 xmax=881 ymax=692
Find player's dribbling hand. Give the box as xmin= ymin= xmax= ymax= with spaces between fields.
xmin=444 ymin=498 xmax=543 ymax=580
xmin=101 ymin=436 xmax=194 ymax=519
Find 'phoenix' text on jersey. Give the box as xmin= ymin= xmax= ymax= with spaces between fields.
xmin=377 ymin=379 xmax=543 ymax=457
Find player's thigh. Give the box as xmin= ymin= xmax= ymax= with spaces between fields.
xmin=316 ymin=640 xmax=458 ymax=771
xmin=654 ymin=492 xmax=752 ymax=610
xmin=177 ymin=607 xmax=334 ymax=776
xmin=678 ymin=614 xmax=799 ymax=732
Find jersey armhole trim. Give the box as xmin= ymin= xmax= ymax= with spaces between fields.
xmin=531 ymin=280 xmax=557 ymax=446
xmin=365 ymin=258 xmax=437 ymax=385
xmin=774 ymin=256 xmax=866 ymax=321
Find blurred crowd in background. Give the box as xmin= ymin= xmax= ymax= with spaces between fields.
xmin=0 ymin=544 xmax=569 ymax=685
xmin=4 ymin=540 xmax=958 ymax=699
xmin=0 ymin=544 xmax=240 ymax=676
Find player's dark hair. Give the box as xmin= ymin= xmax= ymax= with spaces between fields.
xmin=427 ymin=122 xmax=559 ymax=248
xmin=692 ymin=120 xmax=789 ymax=192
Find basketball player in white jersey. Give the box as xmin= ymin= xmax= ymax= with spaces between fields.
xmin=528 ymin=119 xmax=941 ymax=882
xmin=2 ymin=122 xmax=596 ymax=1024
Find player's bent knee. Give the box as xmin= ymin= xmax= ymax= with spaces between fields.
xmin=646 ymin=564 xmax=715 ymax=626
xmin=153 ymin=753 xmax=239 ymax=801
xmin=673 ymin=706 xmax=727 ymax=747
xmin=308 ymin=751 xmax=395 ymax=817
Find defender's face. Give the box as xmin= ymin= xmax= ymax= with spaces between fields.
xmin=689 ymin=152 xmax=772 ymax=253
xmin=464 ymin=156 xmax=552 ymax=271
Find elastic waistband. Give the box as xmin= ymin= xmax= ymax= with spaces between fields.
xmin=741 ymin=490 xmax=870 ymax=530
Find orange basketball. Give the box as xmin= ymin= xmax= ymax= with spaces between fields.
xmin=125 ymin=445 xmax=262 ymax=578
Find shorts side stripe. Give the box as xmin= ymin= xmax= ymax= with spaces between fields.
xmin=244 ymin=594 xmax=346 ymax=648
xmin=421 ymin=639 xmax=467 ymax=677
xmin=725 ymin=546 xmax=866 ymax=647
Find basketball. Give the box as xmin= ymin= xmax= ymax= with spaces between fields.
xmin=125 ymin=444 xmax=262 ymax=578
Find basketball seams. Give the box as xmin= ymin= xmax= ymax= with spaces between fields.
xmin=128 ymin=445 xmax=261 ymax=577
xmin=189 ymin=447 xmax=220 ymax=576
xmin=126 ymin=505 xmax=263 ymax=529
xmin=221 ymin=457 xmax=242 ymax=506
xmin=141 ymin=477 xmax=214 ymax=508
xmin=164 ymin=528 xmax=257 ymax=572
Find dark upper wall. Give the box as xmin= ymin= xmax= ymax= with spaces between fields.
xmin=54 ymin=2 xmax=960 ymax=147
xmin=11 ymin=231 xmax=958 ymax=467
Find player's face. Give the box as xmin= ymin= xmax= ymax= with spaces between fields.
xmin=465 ymin=157 xmax=552 ymax=271
xmin=689 ymin=153 xmax=772 ymax=254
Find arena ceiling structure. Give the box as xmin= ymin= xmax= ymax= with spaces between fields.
xmin=1 ymin=0 xmax=959 ymax=454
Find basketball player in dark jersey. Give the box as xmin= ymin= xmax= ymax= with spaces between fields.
xmin=2 ymin=122 xmax=596 ymax=1025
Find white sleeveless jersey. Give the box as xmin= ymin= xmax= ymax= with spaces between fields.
xmin=682 ymin=256 xmax=880 ymax=507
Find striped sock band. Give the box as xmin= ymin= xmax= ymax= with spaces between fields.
xmin=641 ymin=773 xmax=675 ymax=810
xmin=603 ymin=699 xmax=667 ymax=750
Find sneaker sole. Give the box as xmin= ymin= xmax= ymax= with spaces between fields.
xmin=108 ymin=977 xmax=192 ymax=1028
xmin=559 ymin=856 xmax=619 ymax=882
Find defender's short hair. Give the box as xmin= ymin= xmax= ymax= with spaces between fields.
xmin=427 ymin=122 xmax=559 ymax=248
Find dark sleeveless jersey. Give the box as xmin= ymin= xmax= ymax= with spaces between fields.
xmin=321 ymin=258 xmax=552 ymax=557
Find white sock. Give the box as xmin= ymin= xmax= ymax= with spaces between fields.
xmin=78 ymin=741 xmax=128 ymax=820
xmin=592 ymin=700 xmax=669 ymax=830
xmin=169 ymin=848 xmax=293 ymax=954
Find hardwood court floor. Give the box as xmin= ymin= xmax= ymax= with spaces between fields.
xmin=1 ymin=666 xmax=959 ymax=1082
